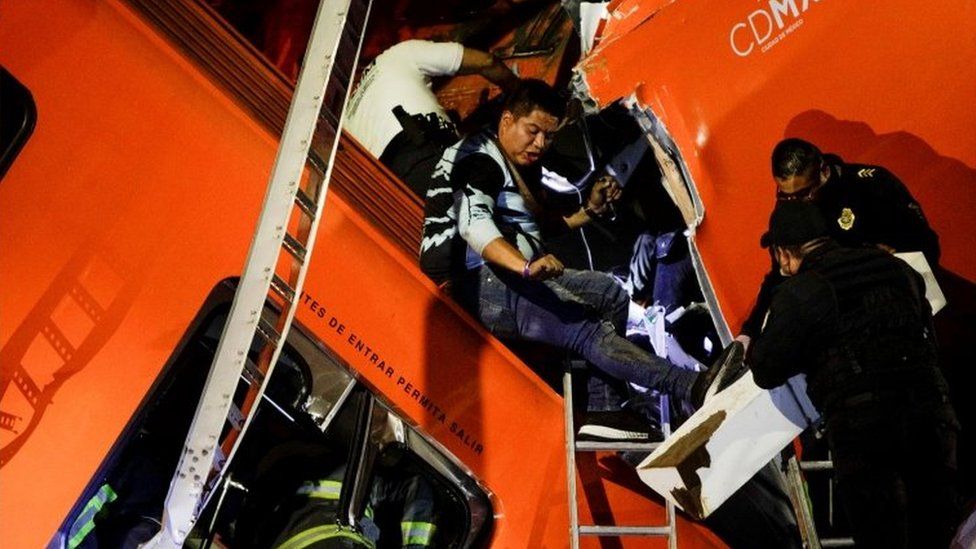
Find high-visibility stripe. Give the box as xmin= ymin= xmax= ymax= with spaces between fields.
xmin=67 ymin=484 xmax=118 ymax=548
xmin=401 ymin=521 xmax=435 ymax=546
xmin=295 ymin=479 xmax=342 ymax=500
xmin=276 ymin=524 xmax=375 ymax=549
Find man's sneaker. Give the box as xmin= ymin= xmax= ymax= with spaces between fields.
xmin=577 ymin=411 xmax=663 ymax=443
xmin=689 ymin=340 xmax=746 ymax=408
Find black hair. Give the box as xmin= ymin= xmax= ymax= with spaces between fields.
xmin=776 ymin=237 xmax=830 ymax=259
xmin=502 ymin=78 xmax=566 ymax=121
xmin=771 ymin=138 xmax=822 ymax=180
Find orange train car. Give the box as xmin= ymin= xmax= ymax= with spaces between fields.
xmin=2 ymin=0 xmax=974 ymax=547
xmin=0 ymin=1 xmax=722 ymax=547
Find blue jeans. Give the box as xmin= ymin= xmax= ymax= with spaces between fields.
xmin=453 ymin=266 xmax=698 ymax=400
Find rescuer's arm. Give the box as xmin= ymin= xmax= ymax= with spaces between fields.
xmin=750 ymin=276 xmax=833 ymax=389
xmin=393 ymin=40 xmax=518 ymax=93
xmin=566 ymin=175 xmax=622 ymax=229
xmin=740 ymin=263 xmax=787 ymax=340
xmin=458 ymin=47 xmax=520 ymax=93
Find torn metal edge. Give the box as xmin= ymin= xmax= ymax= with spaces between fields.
xmin=624 ymin=96 xmax=733 ymax=346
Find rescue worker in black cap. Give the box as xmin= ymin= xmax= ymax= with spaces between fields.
xmin=749 ymin=201 xmax=961 ymax=548
xmin=740 ymin=137 xmax=940 ymax=342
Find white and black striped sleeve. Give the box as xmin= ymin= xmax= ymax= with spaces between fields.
xmin=455 ymin=154 xmax=507 ymax=255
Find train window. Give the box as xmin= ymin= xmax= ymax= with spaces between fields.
xmin=55 ymin=280 xmax=491 ymax=548
xmin=0 ymin=68 xmax=37 ymax=180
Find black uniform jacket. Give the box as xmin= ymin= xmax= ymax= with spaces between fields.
xmin=749 ymin=241 xmax=939 ymax=413
xmin=816 ymin=155 xmax=939 ymax=266
xmin=741 ymin=155 xmax=939 ymax=338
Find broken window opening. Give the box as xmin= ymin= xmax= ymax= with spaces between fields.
xmin=529 ymin=99 xmax=727 ymax=426
xmin=629 ymin=104 xmax=733 ymax=346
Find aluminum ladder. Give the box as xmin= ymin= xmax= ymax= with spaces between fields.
xmin=564 ymin=305 xmax=677 ymax=548
xmin=790 ymin=452 xmax=856 ymax=547
xmin=146 ymin=0 xmax=371 ymax=545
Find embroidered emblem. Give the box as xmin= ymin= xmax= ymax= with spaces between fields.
xmin=838 ymin=208 xmax=855 ymax=231
xmin=857 ymin=168 xmax=876 ymax=178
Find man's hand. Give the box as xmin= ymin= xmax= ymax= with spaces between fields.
xmin=586 ymin=175 xmax=623 ymax=216
xmin=734 ymin=334 xmax=752 ymax=354
xmin=526 ymin=254 xmax=564 ymax=280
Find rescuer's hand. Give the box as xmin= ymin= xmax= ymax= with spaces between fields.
xmin=734 ymin=334 xmax=752 ymax=353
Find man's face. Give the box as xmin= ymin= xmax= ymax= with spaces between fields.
xmin=497 ymin=108 xmax=560 ymax=166
xmin=775 ymin=165 xmax=828 ymax=202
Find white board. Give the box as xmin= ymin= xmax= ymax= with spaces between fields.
xmin=636 ymin=371 xmax=819 ymax=519
xmin=894 ymin=251 xmax=946 ymax=315
xmin=639 ymin=251 xmax=946 ymax=519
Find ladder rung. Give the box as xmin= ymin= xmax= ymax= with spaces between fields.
xmin=270 ymin=274 xmax=297 ymax=304
xmin=227 ymin=403 xmax=245 ymax=431
xmin=294 ymin=188 xmax=318 ymax=219
xmin=308 ymin=151 xmax=328 ymax=173
xmin=576 ymin=440 xmax=662 ymax=452
xmin=799 ymin=460 xmax=834 ymax=471
xmin=256 ymin=318 xmax=281 ymax=347
xmin=242 ymin=357 xmax=265 ymax=386
xmin=282 ymin=233 xmax=307 ymax=263
xmin=580 ymin=525 xmax=671 ymax=536
xmin=821 ymin=538 xmax=855 ymax=547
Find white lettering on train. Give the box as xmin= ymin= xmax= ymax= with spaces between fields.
xmin=730 ymin=0 xmax=821 ymax=57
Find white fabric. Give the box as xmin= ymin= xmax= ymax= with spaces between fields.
xmin=894 ymin=251 xmax=946 ymax=315
xmin=345 ymin=40 xmax=464 ymax=157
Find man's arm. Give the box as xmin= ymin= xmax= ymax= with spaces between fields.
xmin=479 ymin=238 xmax=565 ymax=280
xmin=457 ymin=48 xmax=519 ymax=93
xmin=383 ymin=40 xmax=517 ymax=96
xmin=451 ymin=154 xmax=563 ymax=279
xmin=740 ymin=263 xmax=786 ymax=339
xmin=534 ymin=175 xmax=623 ymax=236
xmin=750 ymin=275 xmax=834 ymax=389
xmin=454 ymin=155 xmax=564 ymax=280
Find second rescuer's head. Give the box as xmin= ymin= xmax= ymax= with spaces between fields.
xmin=761 ymin=200 xmax=830 ymax=276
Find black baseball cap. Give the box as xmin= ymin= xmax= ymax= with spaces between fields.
xmin=760 ymin=201 xmax=828 ymax=248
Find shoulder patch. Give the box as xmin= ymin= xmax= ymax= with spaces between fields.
xmin=856 ymin=168 xmax=877 ymax=178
